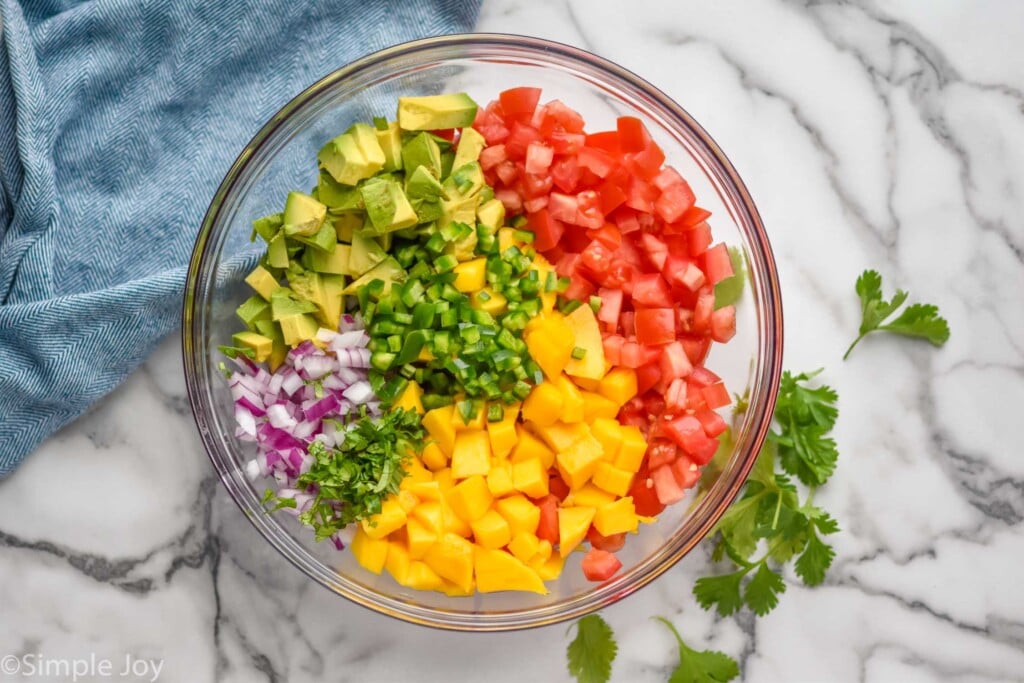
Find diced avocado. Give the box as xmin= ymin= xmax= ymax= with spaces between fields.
xmin=320 ymin=274 xmax=346 ymax=330
xmin=360 ymin=177 xmax=418 ymax=234
xmin=477 ymin=197 xmax=505 ymax=232
xmin=278 ymin=313 xmax=320 ymax=346
xmin=453 ymin=127 xmax=486 ymax=170
xmin=443 ymin=161 xmax=485 ymax=199
xmin=401 ymin=132 xmax=443 ymax=179
xmin=376 ymin=232 xmax=393 ymax=252
xmin=332 ymin=213 xmax=363 ymax=241
xmin=375 ymin=121 xmax=404 ymax=172
xmin=252 ymin=320 xmax=287 ymax=371
xmin=346 ymin=122 xmax=387 ymax=174
xmin=270 ymin=287 xmax=318 ymax=320
xmin=318 ymin=133 xmax=372 ymax=186
xmin=342 ymin=257 xmax=406 ymax=296
xmin=251 ymin=213 xmax=283 ymax=243
xmin=348 ymin=230 xmax=388 ymax=275
xmin=287 ymin=266 xmax=327 ymax=313
xmin=236 ymin=295 xmax=271 ymax=330
xmin=293 ymin=221 xmax=336 ymax=253
xmin=411 ymin=197 xmax=444 ymax=224
xmin=231 ymin=331 xmax=273 ymax=363
xmin=253 ymin=318 xmax=277 ymax=338
xmin=245 ymin=265 xmax=281 ymax=301
xmin=440 ymin=149 xmax=455 ymax=179
xmin=439 ymin=194 xmax=479 ymax=232
xmin=318 ymin=171 xmax=364 ymax=210
xmin=266 ymin=232 xmax=290 ymax=269
xmin=405 ymin=165 xmax=447 ymax=201
xmin=302 ymin=242 xmax=350 ymax=274
xmin=397 ymin=93 xmax=478 ymax=131
xmin=282 ymin=191 xmax=327 ymax=238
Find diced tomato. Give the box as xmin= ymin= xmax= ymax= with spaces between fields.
xmin=651 ymin=464 xmax=685 ymax=504
xmin=505 ymin=122 xmax=543 ymax=160
xmin=499 ymin=86 xmax=542 ymax=116
xmin=620 ymin=341 xmax=647 ymax=369
xmin=587 ymin=224 xmax=622 ymax=250
xmin=662 ymin=416 xmax=718 ymax=465
xmin=625 ymin=176 xmax=658 ymax=212
xmin=710 ymin=305 xmax=736 ymax=343
xmin=635 ymin=308 xmax=675 ymax=345
xmin=665 ymin=378 xmax=687 ymax=410
xmin=619 ymin=311 xmax=635 ymax=337
xmin=525 ymin=142 xmax=554 ymax=174
xmin=585 ymin=130 xmax=621 ymax=154
xmin=616 ymin=116 xmax=650 ymax=152
xmin=687 ymin=222 xmax=712 ymax=256
xmin=652 ymin=166 xmax=685 ymax=192
xmin=581 ymin=239 xmax=614 ymax=276
xmin=629 ymin=469 xmax=666 ymax=516
xmin=695 ymin=406 xmax=727 ymax=438
xmin=575 ymin=190 xmax=604 ymax=229
xmin=602 ymin=334 xmax=625 ymax=364
xmin=523 ymin=196 xmax=548 ymax=213
xmin=494 ymin=160 xmax=518 ymax=185
xmin=613 ymin=206 xmax=641 ymax=234
xmin=638 ymin=233 xmax=668 ymax=271
xmin=628 ymin=144 xmax=666 ymax=179
xmin=596 ymin=287 xmax=623 ymax=326
xmin=535 ymin=495 xmax=560 ymax=544
xmin=431 ymin=128 xmax=456 ymax=142
xmin=671 ymin=455 xmax=701 ymax=489
xmin=680 ymin=206 xmax=712 ymax=228
xmin=495 ymin=187 xmax=523 ymax=214
xmin=547 ymin=192 xmax=578 ymax=223
xmin=548 ymin=131 xmax=585 ymax=155
xmin=549 ymin=474 xmax=571 ymax=502
xmin=702 ymin=382 xmax=731 ymax=410
xmin=577 ymin=146 xmax=616 ymax=178
xmin=479 ymin=144 xmax=507 ymax=171
xmin=654 ymin=181 xmax=696 ymax=223
xmin=596 ymin=180 xmax=627 ymax=215
xmin=521 ymin=172 xmax=554 ymax=198
xmin=563 ymin=274 xmax=596 ymax=301
xmin=688 ymin=366 xmax=721 ymax=387
xmin=660 ymin=340 xmax=692 ymax=380
xmin=692 ymin=291 xmax=715 ymax=333
xmin=526 ymin=208 xmax=564 ymax=251
xmin=581 ymin=548 xmax=622 ymax=582
xmin=681 ymin=336 xmax=710 ymax=365
xmin=587 ymin=527 xmax=627 ymax=552
xmin=635 ymin=362 xmax=661 ymax=395
xmin=600 ymin=261 xmax=635 ymax=291
xmin=646 ymin=438 xmax=677 ymax=469
xmin=703 ymin=243 xmax=734 ymax=284
xmin=545 ymin=99 xmax=586 ymax=133
xmin=664 ymin=255 xmax=706 ymax=292
xmin=631 ymin=273 xmax=673 ymax=308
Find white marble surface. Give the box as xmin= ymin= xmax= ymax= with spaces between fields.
xmin=2 ymin=1 xmax=1023 ymax=681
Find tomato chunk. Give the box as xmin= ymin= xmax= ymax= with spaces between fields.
xmin=581 ymin=548 xmax=622 ymax=582
xmin=535 ymin=494 xmax=560 ymax=544
xmin=587 ymin=526 xmax=626 ymax=552
xmin=635 ymin=308 xmax=676 ymax=346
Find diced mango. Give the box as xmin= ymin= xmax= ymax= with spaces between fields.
xmin=451 ymin=429 xmax=492 ymax=479
xmin=573 ymin=376 xmax=602 ymax=392
xmin=421 ymin=441 xmax=448 ymax=471
xmin=535 ymin=539 xmax=553 ymax=561
xmin=440 ymin=579 xmax=476 ymax=597
xmin=487 ymin=418 xmax=518 ymax=459
xmin=522 ymin=382 xmax=563 ymax=427
xmin=422 ymin=405 xmax=457 ymax=456
xmin=563 ymin=305 xmax=605 ymax=380
xmin=512 ymin=457 xmax=549 ymax=499
xmin=397 ymin=490 xmax=420 ymax=513
xmin=593 ymin=497 xmax=640 ymax=536
xmin=590 ymin=418 xmax=624 ymax=463
xmin=424 ymin=533 xmax=475 ymax=593
xmin=361 ymin=498 xmax=408 ymax=539
xmin=529 ymin=553 xmax=565 ymax=581
xmin=453 ymin=258 xmax=487 ymax=292
xmin=385 ymin=541 xmax=411 ymax=585
xmin=592 ymin=462 xmax=634 ymax=497
xmin=582 ymin=391 xmax=620 ymax=422
xmin=405 ymin=561 xmax=446 ymax=591
xmin=403 ymin=458 xmax=433 ymax=484
xmin=558 ymin=506 xmax=596 ymax=558
xmin=555 ymin=432 xmax=605 ymax=490
xmin=393 ymin=380 xmax=425 ymax=414
xmin=615 ymin=426 xmax=648 ymax=473
xmin=474 ymin=547 xmax=548 ymax=594
xmin=599 ymin=367 xmax=638 ymax=407
xmin=495 ymin=495 xmax=541 ymax=536
xmin=471 ymin=509 xmax=512 ymax=550
xmin=511 ymin=428 xmax=555 ymax=469
xmin=446 ymin=475 xmax=493 ymax=523
xmin=471 ymin=287 xmax=508 ymax=316
xmin=452 ymin=402 xmax=486 ymax=430
xmin=507 ymin=532 xmax=541 ymax=563
xmin=412 ymin=501 xmax=446 ymax=535
xmin=433 ymin=468 xmax=455 ymax=490
xmin=568 ymin=483 xmax=617 ymax=509
xmin=351 ymin=527 xmax=389 ymax=574
xmin=525 ymin=318 xmax=575 ymax=380
xmin=406 ymin=516 xmax=438 ymax=559
xmin=555 ymin=375 xmax=585 ymax=423
xmin=486 ymin=460 xmax=515 ymax=497
xmin=440 ymin=494 xmax=474 ymax=538
xmin=497 ymin=227 xmax=521 ymax=252
xmin=533 ymin=421 xmax=589 ymax=453
xmin=418 ymin=347 xmax=435 ymax=362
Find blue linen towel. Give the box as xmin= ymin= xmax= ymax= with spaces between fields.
xmin=0 ymin=0 xmax=482 ymax=476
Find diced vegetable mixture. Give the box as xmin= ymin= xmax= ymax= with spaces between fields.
xmin=221 ymin=87 xmax=739 ymax=595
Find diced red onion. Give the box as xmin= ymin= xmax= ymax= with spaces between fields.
xmin=303 ymin=394 xmax=340 ymax=421
xmin=342 ymin=380 xmax=373 ymax=405
xmin=236 ymin=395 xmax=266 ymax=417
xmin=266 ymin=404 xmax=297 ymax=430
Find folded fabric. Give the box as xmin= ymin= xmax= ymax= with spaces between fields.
xmin=0 ymin=0 xmax=482 ymax=476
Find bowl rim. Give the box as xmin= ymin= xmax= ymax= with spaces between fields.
xmin=182 ymin=31 xmax=783 ymax=631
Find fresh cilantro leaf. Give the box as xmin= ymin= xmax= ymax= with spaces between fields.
xmin=775 ymin=370 xmax=838 ymax=431
xmin=713 ymin=246 xmax=747 ymax=310
xmin=795 ymin=528 xmax=836 ymax=586
xmin=770 ymin=370 xmax=840 ymax=488
xmin=694 ymin=568 xmax=747 ymax=616
xmin=654 ymin=617 xmax=739 ymax=683
xmin=773 ymin=425 xmax=838 ymax=488
xmin=567 ymin=614 xmax=617 ymax=683
xmin=218 ymin=344 xmax=256 ymax=360
xmin=744 ymin=563 xmax=786 ymax=616
xmin=845 ymin=269 xmax=950 ymax=359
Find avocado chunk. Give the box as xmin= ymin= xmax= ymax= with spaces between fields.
xmin=401 ymin=132 xmax=443 ymax=179
xmin=405 ymin=165 xmax=447 ymax=224
xmin=245 ymin=265 xmax=281 ymax=301
xmin=342 ymin=257 xmax=406 ymax=296
xmin=348 ymin=230 xmax=388 ymax=275
xmin=346 ymin=122 xmax=387 ymax=173
xmin=359 ymin=176 xmax=418 ymax=234
xmin=318 ymin=133 xmax=373 ymax=186
xmin=375 ymin=121 xmax=404 ymax=172
xmin=320 ymin=274 xmax=346 ymax=330
xmin=287 ymin=265 xmax=327 ymax=312
xmin=318 ymin=171 xmax=364 ymax=211
xmin=270 ymin=287 xmax=318 ymax=320
xmin=477 ymin=197 xmax=505 ymax=232
xmin=292 ymin=221 xmax=336 ymax=253
xmin=278 ymin=313 xmax=320 ymax=346
xmin=453 ymin=127 xmax=486 ymax=170
xmin=439 ymin=193 xmax=479 ymax=232
xmin=231 ymin=331 xmax=273 ymax=363
xmin=253 ymin=320 xmax=288 ymax=371
xmin=443 ymin=161 xmax=485 ymax=199
xmin=251 ymin=212 xmax=283 ymax=243
xmin=266 ymin=232 xmax=290 ymax=269
xmin=235 ymin=295 xmax=271 ymax=330
xmin=397 ymin=93 xmax=478 ymax=131
xmin=282 ymin=191 xmax=327 ymax=237
xmin=332 ymin=213 xmax=363 ymax=242
xmin=302 ymin=242 xmax=350 ymax=274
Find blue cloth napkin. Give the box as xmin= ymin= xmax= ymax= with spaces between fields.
xmin=0 ymin=0 xmax=481 ymax=476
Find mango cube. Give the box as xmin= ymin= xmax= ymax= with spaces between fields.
xmin=615 ymin=426 xmax=648 ymax=473
xmin=534 ymin=421 xmax=589 ymax=453
xmin=471 ymin=509 xmax=512 ymax=550
xmin=452 ymin=402 xmax=486 ymax=430
xmin=385 ymin=541 xmax=411 ymax=585
xmin=511 ymin=428 xmax=555 ymax=470
xmin=507 ymin=532 xmax=541 ymax=563
xmin=568 ymin=483 xmax=616 ymax=509
xmin=393 ymin=380 xmax=425 ymax=414
xmin=474 ymin=547 xmax=548 ymax=594
xmin=512 ymin=457 xmax=549 ymax=499
xmin=453 ymin=258 xmax=487 ymax=292
xmin=422 ymin=405 xmax=457 ymax=456
xmin=590 ymin=418 xmax=624 ymax=463
xmin=361 ymin=498 xmax=408 ymax=540
xmin=487 ymin=417 xmax=518 ymax=459
xmin=424 ymin=533 xmax=475 ymax=593
xmin=535 ymin=539 xmax=553 ymax=561
xmin=405 ymin=480 xmax=442 ymax=501
xmin=554 ymin=375 xmax=586 ymax=423
xmin=351 ymin=527 xmax=389 ymax=574
xmin=397 ymin=490 xmax=420 ymax=513
xmin=525 ymin=317 xmax=575 ymax=380
xmin=446 ymin=475 xmax=493 ymax=523
xmin=555 ymin=432 xmax=605 ymax=490
xmin=592 ymin=462 xmax=634 ymax=497
xmin=412 ymin=501 xmax=446 ymax=535
xmin=557 ymin=506 xmax=596 ymax=558
xmin=529 ymin=553 xmax=565 ymax=581
xmin=522 ymin=382 xmax=563 ymax=427
xmin=433 ymin=468 xmax=455 ymax=490
xmin=486 ymin=460 xmax=515 ymax=497
xmin=405 ymin=561 xmax=446 ymax=591
xmin=599 ymin=367 xmax=638 ymax=406
xmin=406 ymin=517 xmax=438 ymax=559
xmin=495 ymin=495 xmax=541 ymax=536
xmin=593 ymin=496 xmax=639 ymax=536
xmin=421 ymin=441 xmax=448 ymax=471
xmin=440 ymin=495 xmax=474 ymax=538
xmin=581 ymin=391 xmax=619 ymax=422
xmin=451 ymin=429 xmax=492 ymax=479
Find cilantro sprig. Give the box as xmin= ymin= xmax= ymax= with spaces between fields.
xmin=263 ymin=408 xmax=424 ymax=541
xmin=654 ymin=617 xmax=738 ymax=683
xmin=844 ymin=269 xmax=950 ymax=359
xmin=567 ymin=614 xmax=617 ymax=683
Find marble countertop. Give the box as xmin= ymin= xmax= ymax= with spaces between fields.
xmin=2 ymin=1 xmax=1022 ymax=681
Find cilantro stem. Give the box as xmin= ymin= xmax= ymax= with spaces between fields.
xmin=842 ymin=334 xmax=865 ymax=361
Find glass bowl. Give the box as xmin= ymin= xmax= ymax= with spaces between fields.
xmin=182 ymin=33 xmax=783 ymax=631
